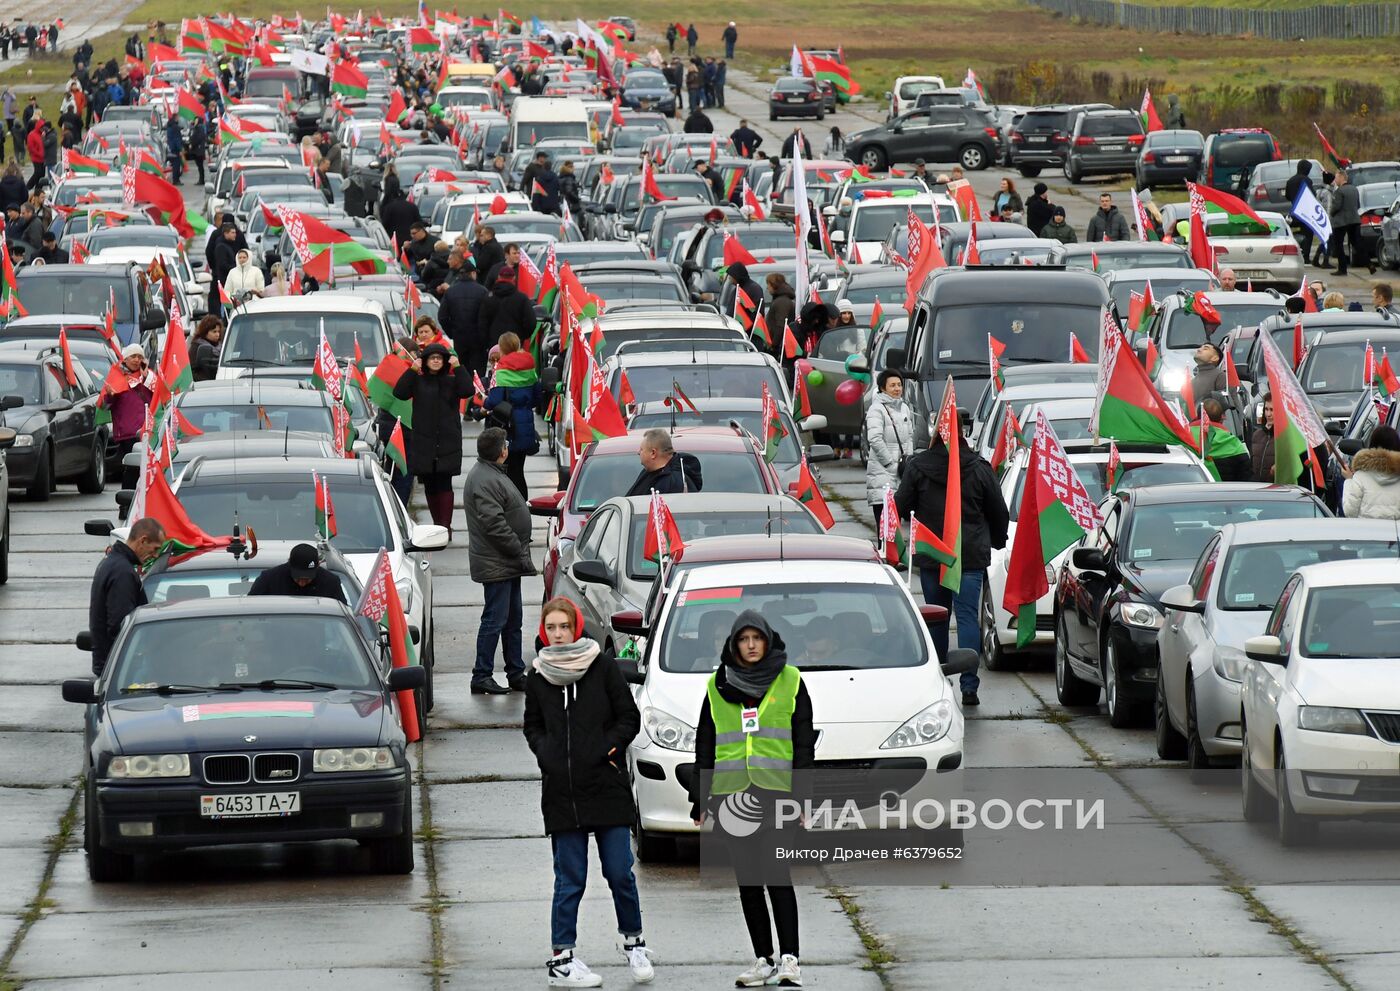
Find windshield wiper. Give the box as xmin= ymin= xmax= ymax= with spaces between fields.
xmin=222 ymin=357 xmax=286 ymax=367
xmin=121 ymin=684 xmax=220 ymax=695
xmin=799 ymin=664 xmax=860 ymax=672
xmin=219 ymin=679 xmax=340 ymax=691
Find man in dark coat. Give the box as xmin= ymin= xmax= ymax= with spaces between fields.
xmin=88 ymin=518 xmax=165 ymax=676
xmin=404 ymin=221 xmax=436 ymax=274
xmin=210 ymin=223 xmax=241 ymax=296
xmin=379 ymin=188 xmax=422 ymax=252
xmin=520 ymin=151 xmax=549 ymax=201
xmin=165 ymin=115 xmax=183 ymax=184
xmin=1284 ymin=160 xmax=1316 ymax=261
xmin=462 ymin=427 xmax=535 ymax=694
xmin=779 ymin=128 xmax=812 ymax=162
xmin=683 ymin=107 xmax=713 ymax=134
xmin=471 ymin=225 xmax=505 ymax=281
xmin=624 ymin=429 xmax=702 ymax=496
xmin=38 ymin=231 xmax=68 ymax=264
xmin=725 ymin=261 xmax=763 ymax=316
xmin=685 ymin=23 xmax=698 ymax=55
xmin=1085 ymin=193 xmax=1131 ymax=242
xmin=187 ymin=115 xmax=208 ymax=185
xmin=438 ymin=264 xmax=490 ymax=377
xmin=1025 ymin=182 xmax=1053 ymax=241
xmin=895 ymin=412 xmax=1009 ymax=706
xmin=530 ymin=158 xmax=561 ymax=216
xmin=478 ymin=266 xmax=536 ymax=340
xmin=248 ymin=544 xmax=347 ymax=601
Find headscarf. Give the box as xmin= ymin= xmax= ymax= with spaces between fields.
xmin=720 ymin=610 xmax=788 ymax=698
xmin=533 ymin=598 xmax=600 ymax=686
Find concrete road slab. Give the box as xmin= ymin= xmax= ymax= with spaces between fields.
xmin=968 ymin=669 xmax=1059 ymax=719
xmin=17 ymin=970 xmax=432 ymax=991
xmin=0 ymin=684 xmax=85 ymax=732
xmin=0 ymin=644 xmax=91 ymax=684
xmin=885 ymin=955 xmax=1339 ymax=991
xmin=0 ymin=844 xmax=49 ymax=915
xmin=442 ymin=963 xmax=883 ymax=990
xmin=1256 ymin=886 xmax=1400 ymax=958
xmin=12 ymin=535 xmax=105 ymax=554
xmin=1183 ymin=819 xmax=1400 ymax=884
xmin=0 ymin=579 xmax=102 ymax=609
xmin=430 ymin=780 xmax=542 ymax=841
xmin=7 ymin=553 xmax=107 ymax=580
xmin=10 ymin=510 xmax=113 ymax=536
xmin=964 ymin=716 xmax=1097 ymax=767
xmin=0 ymin=607 xmax=92 ymax=643
xmin=0 ymin=731 xmax=83 ymax=787
xmin=0 ymin=785 xmax=76 ymax=848
xmin=422 ymin=727 xmax=540 ymax=782
xmin=1060 ymin=717 xmax=1162 ymax=767
xmin=425 ymin=675 xmax=529 ymax=729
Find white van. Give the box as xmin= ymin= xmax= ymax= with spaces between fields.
xmin=510 ymin=96 xmax=590 ymax=151
xmin=886 ymin=75 xmax=947 ymax=118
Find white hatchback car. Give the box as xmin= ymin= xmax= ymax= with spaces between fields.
xmin=1240 ymin=559 xmax=1400 ymax=845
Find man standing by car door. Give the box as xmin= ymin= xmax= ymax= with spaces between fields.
xmin=895 ymin=410 xmax=1008 ymax=706
xmin=88 ymin=518 xmax=165 ymax=677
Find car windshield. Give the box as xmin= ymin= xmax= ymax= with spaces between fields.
xmin=591 ymin=281 xmax=685 ymax=305
xmin=1009 ymin=461 xmax=1207 ymax=519
xmin=85 ymin=229 xmax=179 ymax=252
xmin=626 ymin=510 xmax=820 ymax=579
xmin=15 ymin=275 xmax=134 ymax=321
xmin=0 ymin=364 xmax=42 ymax=403
xmin=1215 ymin=136 xmax=1274 ymax=168
xmin=176 ymin=400 xmax=334 ymax=435
xmin=660 ymin=581 xmax=926 ymax=673
xmin=111 ymin=615 xmax=377 ymax=691
xmin=1109 ymin=277 xmax=1211 ymax=315
xmin=493 ymin=218 xmax=569 ymax=237
xmin=179 ymin=480 xmax=391 ymax=554
xmin=1220 ymin=541 xmax=1398 ymax=612
xmin=839 ymin=282 xmax=907 ymax=306
xmin=222 ymin=313 xmax=385 ymax=366
xmin=145 ymin=567 xmax=358 ymax=603
xmin=1302 ymin=344 xmax=1369 ymax=394
xmin=627 ymin=71 xmax=666 ymax=88
xmin=622 ymin=176 xmax=711 ymax=214
xmin=700 ymin=229 xmax=792 ymax=267
xmin=1351 ymin=165 xmax=1400 ymax=186
xmin=852 ymin=204 xmax=936 ymax=242
xmin=937 ymin=304 xmax=1102 ymax=365
xmin=1068 ymin=249 xmax=1190 ymax=274
xmin=899 ymin=80 xmax=941 ymax=99
xmin=570 ymin=451 xmax=765 ymax=512
xmin=1165 ymin=303 xmax=1282 ymax=349
xmin=617 ymin=363 xmax=785 ymax=404
xmin=1300 ymin=584 xmax=1400 ymax=658
xmin=630 ymin=410 xmax=800 ymax=463
xmin=1125 ymin=499 xmax=1323 ymax=563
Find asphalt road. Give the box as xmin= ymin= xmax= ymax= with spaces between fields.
xmin=1 ymin=97 xmax=1398 ymax=989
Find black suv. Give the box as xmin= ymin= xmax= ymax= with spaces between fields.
xmin=844 ymin=106 xmax=999 ymax=172
xmin=1008 ymin=103 xmax=1112 ymax=178
xmin=1062 ymin=109 xmax=1145 ymax=182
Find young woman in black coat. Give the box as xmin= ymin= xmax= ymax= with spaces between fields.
xmin=523 ymin=597 xmax=655 ymax=987
xmin=391 ymin=341 xmax=471 ymax=531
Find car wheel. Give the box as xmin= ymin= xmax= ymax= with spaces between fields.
xmin=817 ymin=110 xmax=825 ymax=121
xmin=77 ymin=436 xmax=107 ymax=494
xmin=0 ymin=509 xmax=9 ymax=585
xmin=25 ymin=443 xmax=52 ymax=502
xmin=369 ymin=779 xmax=415 ymax=874
xmin=1274 ymin=746 xmax=1318 ymax=847
xmin=1063 ymin=158 xmax=1081 ymax=184
xmin=1154 ymin=671 xmax=1187 ymax=760
xmin=1104 ymin=633 xmax=1146 ymax=728
xmin=1055 ymin=616 xmax=1099 ymax=706
xmin=85 ymin=777 xmax=134 ymax=883
xmin=1380 ymin=238 xmax=1398 ymax=271
xmin=422 ymin=624 xmax=435 ymax=713
xmin=860 ymin=147 xmax=887 ymax=172
xmin=1017 ymin=165 xmax=1042 ymax=179
xmin=959 ymin=144 xmax=987 ymax=171
xmin=1185 ymin=681 xmax=1214 ymax=783
xmin=769 ymin=112 xmax=777 ymax=122
xmin=1240 ymin=722 xmax=1275 ymax=822
xmin=633 ymin=813 xmax=678 ymax=863
xmin=980 ymin=586 xmax=1008 ymax=671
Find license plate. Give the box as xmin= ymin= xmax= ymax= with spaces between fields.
xmin=1166 ymin=155 xmax=1190 ymax=164
xmin=200 ymin=792 xmax=301 ymax=818
xmin=1236 ymin=270 xmax=1269 ymax=278
xmin=1027 ymin=136 xmax=1046 ymax=144
xmin=1101 ymin=144 xmax=1124 ymax=152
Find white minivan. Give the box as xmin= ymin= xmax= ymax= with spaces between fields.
xmin=510 ymin=96 xmax=591 ymax=152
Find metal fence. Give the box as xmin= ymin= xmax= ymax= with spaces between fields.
xmin=1025 ymin=0 xmax=1400 ymax=38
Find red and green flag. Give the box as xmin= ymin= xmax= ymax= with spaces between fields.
xmin=1090 ymin=316 xmax=1199 ymax=450
xmin=1139 ymin=88 xmax=1163 ymax=132
xmin=793 ymin=363 xmax=813 ymax=419
xmin=331 ymin=61 xmax=370 ymax=99
xmin=1069 ymin=333 xmax=1091 ymax=364
xmin=870 ymin=297 xmax=885 ymax=330
xmin=1375 ymin=350 xmax=1400 ymax=398
xmin=911 ymin=513 xmax=956 ymax=568
xmin=990 ymin=405 xmax=1025 ymax=477
xmin=1312 ymin=122 xmax=1350 ymax=171
xmin=932 ymin=377 xmax=963 ymax=591
xmin=1260 ymin=321 xmax=1329 ymax=488
xmin=58 ymin=328 xmax=79 ymax=387
xmin=643 ymin=491 xmax=686 ymax=563
xmin=989 ymin=334 xmax=1006 ymax=392
xmin=313 ymin=470 xmax=337 ymax=539
xmin=386 ymin=419 xmax=408 ymax=475
xmin=354 ymin=548 xmax=421 ymax=742
xmin=1189 ymin=181 xmax=1270 ymax=236
xmin=760 ymin=382 xmax=787 ymax=464
xmin=280 ymin=207 xmax=388 ymax=278
xmin=0 ymin=241 xmax=26 ymax=319
xmin=63 ymin=148 xmax=109 ymax=175
xmin=880 ymin=486 xmax=906 ymax=567
xmin=1002 ymin=408 xmax=1101 ymax=646
xmin=1126 ymin=283 xmax=1154 ymax=336
xmin=794 ymin=456 xmax=834 ymax=529
xmin=805 ymin=52 xmax=859 ymax=102
xmin=407 ymin=26 xmax=438 ymax=53
xmin=176 ymin=88 xmax=204 ymax=123
xmin=159 ymin=307 xmax=193 ymax=395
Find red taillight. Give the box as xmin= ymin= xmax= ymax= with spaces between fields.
xmin=807 ymin=92 xmax=818 ymax=101
xmin=1074 ymin=136 xmax=1094 ymax=147
xmin=1011 ymin=132 xmax=1024 ymax=144
xmin=1207 ymin=162 xmax=1214 ymax=184
xmin=1142 ymin=151 xmax=1156 ymax=164
xmin=1271 ymin=243 xmax=1299 ymax=255
xmin=984 ymin=127 xmax=999 ymax=139
xmin=1127 ymin=134 xmax=1144 ymax=146
xmin=1254 ymin=184 xmax=1267 ymax=199
xmin=1214 ymin=245 xmax=1230 ymax=256
xmin=1051 ymin=132 xmax=1067 ymax=144
xmin=1364 ymin=214 xmax=1384 ymax=225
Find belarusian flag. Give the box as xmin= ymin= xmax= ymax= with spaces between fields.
xmin=280 ymin=207 xmax=388 ymax=277
xmin=793 ymin=456 xmax=834 ymax=529
xmin=205 ymin=19 xmax=250 ymax=56
xmin=643 ymin=490 xmax=686 ymax=562
xmin=58 ymin=328 xmax=78 ymax=386
xmin=312 ymin=325 xmax=344 ymax=402
xmin=911 ymin=513 xmax=956 ymax=567
xmin=1375 ymin=351 xmax=1400 ymax=398
xmin=1139 ymin=89 xmax=1163 ymax=132
xmin=64 ymin=149 xmax=109 ymax=175
xmin=782 ymin=321 xmax=802 ymax=360
xmin=1090 ymin=318 xmax=1197 ymax=449
xmin=386 ymin=419 xmax=408 ymax=474
xmin=1190 ymin=421 xmax=1251 ymax=481
xmin=805 ymin=52 xmax=859 ymax=102
xmin=132 ymin=441 xmax=231 ymax=554
xmin=990 ymin=406 xmax=1025 ymax=476
xmin=1189 ymin=181 xmax=1270 ymax=235
xmin=641 ymin=159 xmax=672 ymax=202
xmin=1144 ymin=339 xmax=1162 ymax=378
xmin=176 ymin=88 xmax=204 ymax=123
xmin=723 ymin=234 xmax=759 ymax=271
xmin=1069 ymin=333 xmax=1091 ymax=363
xmin=760 ymin=382 xmax=787 ymax=463
xmin=407 ymin=26 xmax=437 ymax=52
xmin=331 ymin=61 xmax=370 ymax=98
xmin=880 ymin=486 xmax=905 ymax=567
xmin=743 ymin=181 xmax=765 ymax=219
xmin=988 ymin=334 xmax=1006 ymax=391
xmin=314 ymin=471 xmax=337 ymax=538
xmin=499 ymin=8 xmax=523 ymax=28
xmin=793 ymin=362 xmax=813 ymax=419
xmin=159 ymin=305 xmax=193 ymax=394
xmin=870 ymin=297 xmax=885 ymax=329
xmin=1126 ymin=283 xmax=1154 ymax=336
xmin=932 ymin=377 xmax=963 ymax=592
xmin=1312 ymin=122 xmax=1350 ymax=171
xmin=354 ymin=548 xmax=421 ymax=742
xmin=123 ymin=163 xmax=196 ymax=238
xmin=734 ymin=285 xmax=761 ymax=333
xmin=1002 ymin=408 xmax=1101 ymax=646
xmin=1260 ymin=323 xmax=1329 ymax=488
xmin=1107 ymin=440 xmax=1121 ymax=491
xmin=1182 ymin=290 xmax=1221 ymax=336
xmin=181 ymin=30 xmax=208 ymax=54
xmin=0 ymin=241 xmax=27 ymax=318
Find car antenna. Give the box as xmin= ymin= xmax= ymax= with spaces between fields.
xmin=284 ymin=423 xmax=290 ymax=459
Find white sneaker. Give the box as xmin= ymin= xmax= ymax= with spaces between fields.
xmin=735 ymin=957 xmax=775 ymax=988
xmin=547 ymin=951 xmax=603 ymax=988
xmin=619 ymin=937 xmax=655 ymax=983
xmin=767 ymin=954 xmax=802 ymax=987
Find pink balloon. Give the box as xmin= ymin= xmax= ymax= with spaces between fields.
xmin=835 ymin=379 xmax=863 ymax=406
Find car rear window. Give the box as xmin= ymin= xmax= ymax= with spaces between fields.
xmin=1082 ymin=116 xmax=1143 ymax=138
xmin=776 ymin=79 xmax=813 ymax=92
xmin=1020 ymin=111 xmax=1068 ymax=131
xmin=570 ymin=451 xmax=766 ymax=511
xmin=1214 ymin=136 xmax=1275 ymax=167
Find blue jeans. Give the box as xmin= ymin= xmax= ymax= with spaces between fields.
xmin=551 ymin=826 xmax=644 ymax=951
xmin=474 ymin=578 xmax=524 ymax=683
xmin=920 ymin=567 xmax=983 ymax=695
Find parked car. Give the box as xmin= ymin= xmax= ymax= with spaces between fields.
xmin=1357 ymin=181 xmax=1400 ymax=262
xmin=1200 ymin=128 xmax=1281 ymax=195
xmin=844 ymin=106 xmax=999 ymax=172
xmin=767 ymin=77 xmax=824 ymax=121
xmin=1007 ymin=103 xmax=1112 ymax=178
xmin=1244 ymin=158 xmax=1324 ymax=214
xmin=1062 ymin=109 xmax=1145 ymax=182
xmin=1136 ymin=129 xmax=1205 ymax=188
xmin=0 ymin=344 xmax=108 ymax=500
xmin=885 ymin=75 xmax=947 ymax=118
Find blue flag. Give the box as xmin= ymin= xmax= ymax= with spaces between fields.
xmin=1291 ymin=184 xmax=1333 ymax=244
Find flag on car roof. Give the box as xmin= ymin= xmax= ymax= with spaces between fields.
xmin=355 ymin=547 xmax=421 ymax=742
xmin=1089 ymin=317 xmax=1197 ymax=449
xmin=313 ymin=471 xmax=337 ymax=539
xmin=643 ymin=491 xmax=686 ymax=563
xmin=793 ymin=455 xmax=833 ymax=529
xmin=760 ymin=382 xmax=787 ymax=464
xmin=990 ymin=405 xmax=1025 ymax=477
xmin=330 ymin=60 xmax=369 ymax=98
xmin=1069 ymin=333 xmax=1091 ymax=364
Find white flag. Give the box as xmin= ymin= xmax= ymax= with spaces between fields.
xmin=1291 ymin=184 xmax=1333 ymax=245
xmin=790 ymin=45 xmax=803 ymax=78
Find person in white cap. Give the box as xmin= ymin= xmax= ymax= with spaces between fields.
xmin=834 ymin=299 xmax=857 ymax=328
xmin=722 ymin=20 xmax=738 ymax=59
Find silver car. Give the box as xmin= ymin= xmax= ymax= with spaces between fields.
xmin=1156 ymin=519 xmax=1400 ymax=777
xmin=550 ymin=494 xmax=825 ymax=654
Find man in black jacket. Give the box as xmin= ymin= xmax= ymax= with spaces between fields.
xmin=729 ymin=119 xmax=761 ymax=158
xmin=1284 ymin=160 xmax=1316 ymax=262
xmin=439 ymin=263 xmax=490 ymax=377
xmin=1025 ymin=182 xmax=1053 ymax=241
xmin=478 ymin=266 xmax=536 ymax=341
xmin=248 ymin=544 xmax=347 ymax=601
xmin=471 ymin=225 xmax=505 ymax=282
xmin=88 ymin=518 xmax=165 ymax=676
xmin=895 ymin=410 xmax=1008 ymax=706
xmin=624 ymin=429 xmax=702 ymax=496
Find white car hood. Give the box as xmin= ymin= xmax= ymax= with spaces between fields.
xmin=1294 ymin=658 xmax=1400 ymax=710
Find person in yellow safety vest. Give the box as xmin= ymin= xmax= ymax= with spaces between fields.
xmin=689 ymin=610 xmax=815 ymax=989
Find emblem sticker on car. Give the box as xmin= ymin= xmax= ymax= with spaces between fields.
xmin=182 ymin=701 xmax=316 ymax=722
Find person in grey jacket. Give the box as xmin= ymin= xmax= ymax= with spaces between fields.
xmin=1328 ymin=171 xmax=1372 ymax=276
xmin=1085 ymin=193 xmax=1130 ymax=242
xmin=865 ymin=370 xmax=914 ymax=527
xmin=463 ymin=427 xmax=535 ymax=694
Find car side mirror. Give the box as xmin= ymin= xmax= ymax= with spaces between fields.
xmin=122 ymin=452 xmax=143 ymax=468
xmin=1325 ymin=420 xmax=1344 ymax=437
xmin=1160 ymin=583 xmax=1204 ymax=615
xmin=572 ymin=558 xmax=615 ymax=587
xmin=204 ymin=182 xmax=215 ymax=194
xmin=408 ymin=523 xmax=450 ymax=551
xmin=114 ymin=490 xmax=134 ymax=510
xmin=800 ymin=414 xmax=829 ymax=433
xmin=1 ymin=395 xmax=22 ymax=410
xmin=829 ymin=230 xmax=846 ymax=244
xmin=1338 ymin=437 xmax=1364 ymax=456
xmin=0 ymin=426 xmax=14 ymax=449
xmin=1071 ymin=546 xmax=1108 ymax=572
xmin=941 ymin=647 xmax=979 ymax=677
xmin=615 ymin=656 xmax=645 ymax=685
xmin=74 ymin=630 xmax=94 ymax=652
xmin=885 ymin=348 xmax=906 ymax=369
xmin=612 ymin=609 xmax=649 ymax=638
xmin=891 ymin=123 xmax=903 ymax=134
xmin=387 ymin=666 xmax=426 ymax=693
xmin=806 ymin=443 xmax=835 ymax=462
xmin=919 ymin=603 xmax=950 ymax=629
xmin=84 ymin=519 xmax=114 ymax=537
xmin=530 ymin=491 xmax=565 ymax=518
xmin=62 ymin=678 xmax=98 ymax=704
xmin=407 ymin=624 xmax=421 ymax=646
xmin=141 ymin=306 xmax=167 ymax=332
xmin=604 ymin=203 xmax=618 ymax=214
xmin=1244 ymin=634 xmax=1284 ymax=664
xmin=43 ymin=398 xmax=73 ymax=414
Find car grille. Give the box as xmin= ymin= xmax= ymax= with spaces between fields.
xmin=254 ymin=753 xmax=300 ymax=783
xmin=808 ymin=758 xmax=928 ymax=808
xmin=1364 ymin=711 xmax=1400 ymax=744
xmin=203 ymin=754 xmax=252 ymax=785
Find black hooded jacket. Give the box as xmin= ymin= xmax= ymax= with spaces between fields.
xmin=894 ymin=437 xmax=1009 ymax=572
xmin=726 ymin=261 xmax=763 ymax=314
xmin=624 ymin=451 xmax=702 ymax=496
xmin=478 ymin=280 xmax=536 ymax=338
xmin=391 ymin=343 xmax=473 ymax=476
xmin=688 ymin=611 xmax=816 ymax=820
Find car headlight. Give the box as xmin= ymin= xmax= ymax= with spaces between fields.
xmin=11 ymin=433 xmax=33 ymax=447
xmin=642 ymin=706 xmax=695 ymax=752
xmin=881 ymin=698 xmax=955 ymax=749
xmin=1213 ymin=646 xmax=1247 ymax=683
xmin=107 ymin=754 xmax=190 ymax=778
xmin=395 ymin=578 xmax=413 ymax=612
xmin=1158 ymin=367 xmax=1187 ymax=394
xmin=1119 ymin=601 xmax=1164 ymax=630
xmin=313 ymin=747 xmax=395 ymax=772
xmin=1297 ymin=706 xmax=1373 ymax=736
